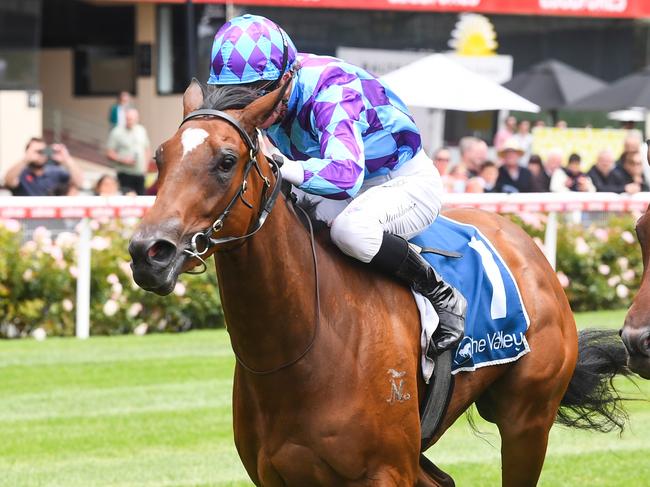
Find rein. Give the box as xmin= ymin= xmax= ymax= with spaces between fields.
xmin=177 ymin=108 xmax=320 ymax=375
xmin=238 ymin=203 xmax=321 ymax=375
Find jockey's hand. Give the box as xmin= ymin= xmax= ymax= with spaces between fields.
xmin=258 ymin=133 xmax=284 ymax=160
xmin=258 ymin=132 xmax=304 ymax=186
xmin=279 ymin=158 xmax=305 ymax=186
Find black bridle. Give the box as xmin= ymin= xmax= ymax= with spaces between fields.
xmin=177 ymin=107 xmax=321 ymax=376
xmin=179 ymin=108 xmax=283 ymax=274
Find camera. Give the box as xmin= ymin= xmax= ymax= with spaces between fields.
xmin=38 ymin=145 xmax=56 ymax=158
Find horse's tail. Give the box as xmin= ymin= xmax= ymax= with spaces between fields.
xmin=557 ymin=329 xmax=632 ymax=433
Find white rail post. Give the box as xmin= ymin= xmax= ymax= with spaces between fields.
xmin=75 ymin=218 xmax=92 ymax=339
xmin=544 ymin=211 xmax=558 ymax=270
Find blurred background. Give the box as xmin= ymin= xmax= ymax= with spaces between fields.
xmin=3 ymin=0 xmax=650 ymax=180
xmin=1 ymin=3 xmax=650 ymax=486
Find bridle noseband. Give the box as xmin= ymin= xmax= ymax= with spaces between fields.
xmin=179 ymin=109 xmax=283 ymax=273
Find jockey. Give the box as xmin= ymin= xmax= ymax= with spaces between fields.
xmin=208 ymin=14 xmax=466 ymax=354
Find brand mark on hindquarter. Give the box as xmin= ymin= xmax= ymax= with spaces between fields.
xmin=387 ymin=369 xmax=411 ymax=404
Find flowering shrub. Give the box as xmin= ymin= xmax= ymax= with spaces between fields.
xmin=510 ymin=213 xmax=643 ymax=312
xmin=0 ymin=212 xmax=644 ymax=338
xmin=0 ymin=219 xmax=223 ymax=338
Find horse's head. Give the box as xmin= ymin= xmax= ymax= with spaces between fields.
xmin=622 ymin=169 xmax=650 ymax=378
xmin=129 ymin=79 xmax=285 ymax=295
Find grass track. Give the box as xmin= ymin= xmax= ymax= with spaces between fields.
xmin=1 ymin=310 xmax=648 ymax=486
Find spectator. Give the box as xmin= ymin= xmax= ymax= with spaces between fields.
xmin=620 ymin=120 xmax=637 ymax=131
xmin=478 ymin=161 xmax=499 ymax=193
xmin=550 ymin=152 xmax=595 ymax=192
xmin=4 ymin=138 xmax=83 ymax=196
xmin=465 ymin=177 xmax=484 ymax=193
xmin=616 ymin=132 xmax=642 ymax=166
xmin=493 ymin=115 xmax=516 ymax=152
xmin=614 ymin=151 xmax=648 ymax=194
xmin=458 ymin=136 xmax=488 ymax=177
xmin=433 ymin=147 xmax=451 ymax=176
xmin=528 ymin=154 xmax=549 ymax=192
xmin=587 ymin=149 xmax=626 ymax=193
xmin=447 ymin=164 xmax=469 ymax=193
xmin=106 ymin=108 xmax=151 ymax=195
xmin=542 ymin=149 xmax=566 ymax=191
xmin=533 ymin=119 xmax=546 ymax=129
xmin=109 ymin=91 xmax=132 ymax=129
xmin=95 ymin=174 xmax=120 ymax=196
xmin=495 ymin=138 xmax=533 ymax=193
xmin=555 ymin=120 xmax=568 ymax=129
xmin=512 ymin=119 xmax=533 ymax=166
xmin=433 ymin=147 xmax=452 ymax=192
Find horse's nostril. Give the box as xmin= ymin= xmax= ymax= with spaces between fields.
xmin=147 ymin=240 xmax=177 ymax=265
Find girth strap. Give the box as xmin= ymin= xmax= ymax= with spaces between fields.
xmin=420 ymin=349 xmax=455 ymax=451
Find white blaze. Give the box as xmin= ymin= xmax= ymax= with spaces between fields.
xmin=181 ymin=128 xmax=209 ymax=158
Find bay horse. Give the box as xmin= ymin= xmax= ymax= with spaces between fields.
xmin=129 ymin=80 xmax=630 ymax=486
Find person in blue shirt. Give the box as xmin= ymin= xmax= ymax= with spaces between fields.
xmin=207 ymin=14 xmax=466 ymax=354
xmin=5 ymin=138 xmax=83 ymax=197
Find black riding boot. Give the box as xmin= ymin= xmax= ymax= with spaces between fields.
xmin=370 ymin=233 xmax=467 ymax=354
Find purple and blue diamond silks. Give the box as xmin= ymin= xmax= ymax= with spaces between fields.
xmin=267 ymin=53 xmax=422 ymax=199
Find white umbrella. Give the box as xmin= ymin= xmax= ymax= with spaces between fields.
xmin=381 ymin=54 xmax=539 ymax=150
xmin=381 ymin=54 xmax=540 ymax=113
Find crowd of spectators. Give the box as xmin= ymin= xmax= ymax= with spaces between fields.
xmin=436 ymin=117 xmax=649 ymax=195
xmin=0 ymin=106 xmax=647 ymax=199
xmin=0 ymin=91 xmax=154 ymax=198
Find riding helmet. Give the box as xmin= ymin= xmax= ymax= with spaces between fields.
xmin=208 ymin=14 xmax=298 ymax=86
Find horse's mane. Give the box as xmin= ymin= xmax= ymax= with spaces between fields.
xmin=203 ymin=84 xmax=261 ymax=111
xmin=203 ymin=69 xmax=294 ymax=112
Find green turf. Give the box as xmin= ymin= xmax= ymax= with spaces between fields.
xmin=1 ymin=310 xmax=648 ymax=486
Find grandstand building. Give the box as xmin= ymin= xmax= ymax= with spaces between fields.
xmin=2 ymin=0 xmax=650 ymax=174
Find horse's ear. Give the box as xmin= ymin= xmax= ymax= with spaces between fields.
xmin=183 ymin=78 xmax=205 ymax=118
xmin=238 ymin=79 xmax=290 ymax=133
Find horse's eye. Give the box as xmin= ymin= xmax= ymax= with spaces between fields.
xmin=220 ymin=155 xmax=237 ymax=172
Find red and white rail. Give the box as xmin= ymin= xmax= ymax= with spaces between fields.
xmin=0 ymin=195 xmax=155 ymax=219
xmin=2 ymin=193 xmax=649 ymax=219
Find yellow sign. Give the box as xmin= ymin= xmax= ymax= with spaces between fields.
xmin=449 ymin=14 xmax=498 ymax=57
xmin=531 ymin=127 xmax=628 ymax=169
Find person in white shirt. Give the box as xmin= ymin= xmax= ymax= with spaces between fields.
xmin=106 ymin=108 xmax=151 ymax=195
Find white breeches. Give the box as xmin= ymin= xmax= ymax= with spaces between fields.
xmin=296 ymin=150 xmax=443 ymax=263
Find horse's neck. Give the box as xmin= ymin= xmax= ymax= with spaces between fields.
xmin=213 ymin=197 xmax=320 ymax=372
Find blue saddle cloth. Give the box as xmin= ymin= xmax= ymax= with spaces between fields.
xmin=409 ymin=215 xmax=530 ymax=374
